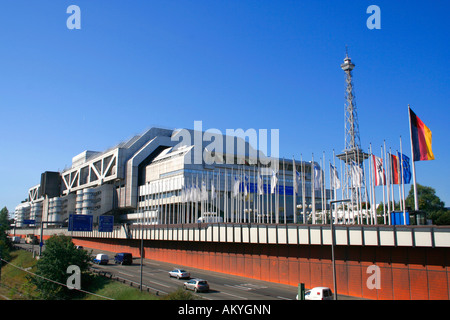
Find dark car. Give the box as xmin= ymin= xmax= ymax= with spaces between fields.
xmin=114 ymin=252 xmax=133 ymax=265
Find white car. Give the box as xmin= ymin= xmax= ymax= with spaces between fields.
xmin=304 ymin=287 xmax=334 ymax=300
xmin=169 ymin=268 xmax=190 ymax=279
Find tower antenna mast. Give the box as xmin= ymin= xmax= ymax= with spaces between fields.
xmin=336 ymin=49 xmax=369 ymax=222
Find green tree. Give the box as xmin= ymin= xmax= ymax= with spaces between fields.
xmin=0 ymin=207 xmax=11 ymax=231
xmin=406 ymin=184 xmax=449 ymax=225
xmin=29 ymin=234 xmax=93 ymax=299
xmin=0 ymin=207 xmax=12 ymax=265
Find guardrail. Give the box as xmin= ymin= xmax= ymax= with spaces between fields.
xmin=90 ymin=268 xmax=168 ymax=296
xmin=11 ymin=223 xmax=450 ymax=248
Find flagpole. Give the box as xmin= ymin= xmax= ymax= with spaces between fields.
xmin=340 ymin=155 xmax=344 ymax=224
xmin=362 ymin=153 xmax=369 ymax=224
xmin=225 ymin=168 xmax=228 ymax=223
xmin=301 ymin=154 xmax=306 ymax=224
xmin=408 ymin=105 xmax=419 ymax=211
xmin=283 ymin=159 xmax=286 ymax=224
xmin=369 ymin=144 xmax=375 ymax=225
xmin=396 ymin=150 xmax=402 ymax=213
xmin=388 ymin=148 xmax=395 ymax=214
xmin=320 ymin=157 xmax=324 ymax=222
xmin=277 ymin=162 xmax=280 ymax=224
xmin=400 ymin=136 xmax=407 ymax=225
xmin=332 ymin=149 xmax=338 ymax=222
xmin=383 ymin=141 xmax=389 ymax=224
xmin=323 ymin=152 xmax=327 ymax=224
xmin=357 ymin=148 xmax=362 ymax=225
xmin=311 ymin=153 xmax=315 ymax=224
xmin=292 ymin=156 xmax=297 ymax=224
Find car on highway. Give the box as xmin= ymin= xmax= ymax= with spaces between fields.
xmin=169 ymin=268 xmax=190 ymax=279
xmin=183 ymin=278 xmax=209 ymax=293
xmin=114 ymin=252 xmax=133 ymax=265
xmin=93 ymin=253 xmax=109 ymax=265
xmin=304 ymin=287 xmax=333 ymax=300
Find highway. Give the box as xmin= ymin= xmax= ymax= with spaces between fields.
xmin=15 ymin=242 xmax=362 ymax=300
xmin=89 ymin=248 xmax=298 ymax=300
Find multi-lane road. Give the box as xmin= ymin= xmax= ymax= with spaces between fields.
xmin=15 ymin=243 xmax=361 ymax=300
xmin=89 ymin=248 xmax=299 ymax=300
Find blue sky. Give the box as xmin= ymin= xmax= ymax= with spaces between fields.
xmin=0 ymin=1 xmax=449 ymax=214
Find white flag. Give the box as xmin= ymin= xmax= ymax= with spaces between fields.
xmin=330 ymin=164 xmax=341 ymax=189
xmin=293 ymin=171 xmax=301 ymax=194
xmin=211 ymin=180 xmax=216 ymax=199
xmin=193 ymin=184 xmax=200 ymax=202
xmin=372 ymin=155 xmax=386 ymax=186
xmin=313 ymin=164 xmax=322 ymax=190
xmin=244 ymin=174 xmax=249 ymax=198
xmin=351 ymin=161 xmax=363 ymax=187
xmin=271 ymin=170 xmax=278 ymax=194
xmin=233 ymin=176 xmax=240 ymax=197
xmin=201 ymin=180 xmax=208 ymax=201
xmin=257 ymin=172 xmax=264 ymax=195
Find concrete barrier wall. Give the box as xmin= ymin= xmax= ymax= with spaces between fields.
xmin=71 ymin=237 xmax=450 ymax=300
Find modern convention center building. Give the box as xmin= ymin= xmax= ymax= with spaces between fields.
xmin=14 ymin=126 xmax=328 ymax=228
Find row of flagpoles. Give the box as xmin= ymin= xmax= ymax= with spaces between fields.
xmin=170 ymin=140 xmax=412 ymax=226
xmin=142 ymin=106 xmax=433 ymax=226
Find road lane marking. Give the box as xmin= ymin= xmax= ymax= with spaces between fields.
xmin=145 ymin=279 xmax=171 ymax=288
xmin=224 ymin=284 xmax=252 ymax=291
xmin=219 ymin=290 xmax=248 ymax=300
xmin=118 ymin=271 xmax=134 ymax=277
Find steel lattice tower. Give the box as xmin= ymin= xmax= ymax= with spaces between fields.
xmin=336 ymin=50 xmax=369 ymax=221
xmin=342 ymin=52 xmax=361 ymax=152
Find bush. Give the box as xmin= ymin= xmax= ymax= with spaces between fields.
xmin=162 ymin=287 xmax=197 ymax=300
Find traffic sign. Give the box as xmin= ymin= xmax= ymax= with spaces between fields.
xmin=68 ymin=214 xmax=93 ymax=232
xmin=99 ymin=215 xmax=114 ymax=232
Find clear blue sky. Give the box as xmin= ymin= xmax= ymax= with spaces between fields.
xmin=0 ymin=1 xmax=449 ymax=214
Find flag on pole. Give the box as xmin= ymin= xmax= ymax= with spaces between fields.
xmin=211 ymin=180 xmax=216 ymax=199
xmin=189 ymin=184 xmax=194 ymax=202
xmin=398 ymin=153 xmax=412 ymax=184
xmin=244 ymin=173 xmax=249 ymax=199
xmin=351 ymin=161 xmax=363 ymax=187
xmin=313 ymin=164 xmax=321 ymax=190
xmin=271 ymin=170 xmax=278 ymax=194
xmin=257 ymin=171 xmax=264 ymax=195
xmin=194 ymin=183 xmax=200 ymax=202
xmin=293 ymin=170 xmax=302 ymax=194
xmin=390 ymin=154 xmax=400 ymax=185
xmin=201 ymin=180 xmax=208 ymax=201
xmin=409 ymin=107 xmax=434 ymax=161
xmin=330 ymin=164 xmax=341 ymax=189
xmin=372 ymin=155 xmax=386 ymax=186
xmin=233 ymin=176 xmax=240 ymax=198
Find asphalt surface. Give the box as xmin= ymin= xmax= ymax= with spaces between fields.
xmin=14 ymin=242 xmax=365 ymax=300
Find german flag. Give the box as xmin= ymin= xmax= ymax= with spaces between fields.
xmin=409 ymin=107 xmax=434 ymax=161
xmin=390 ymin=153 xmax=400 ymax=185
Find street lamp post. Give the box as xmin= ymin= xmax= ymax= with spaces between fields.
xmin=329 ymin=199 xmax=350 ymax=300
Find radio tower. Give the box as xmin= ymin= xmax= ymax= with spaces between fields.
xmin=336 ymin=48 xmax=368 ymax=221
